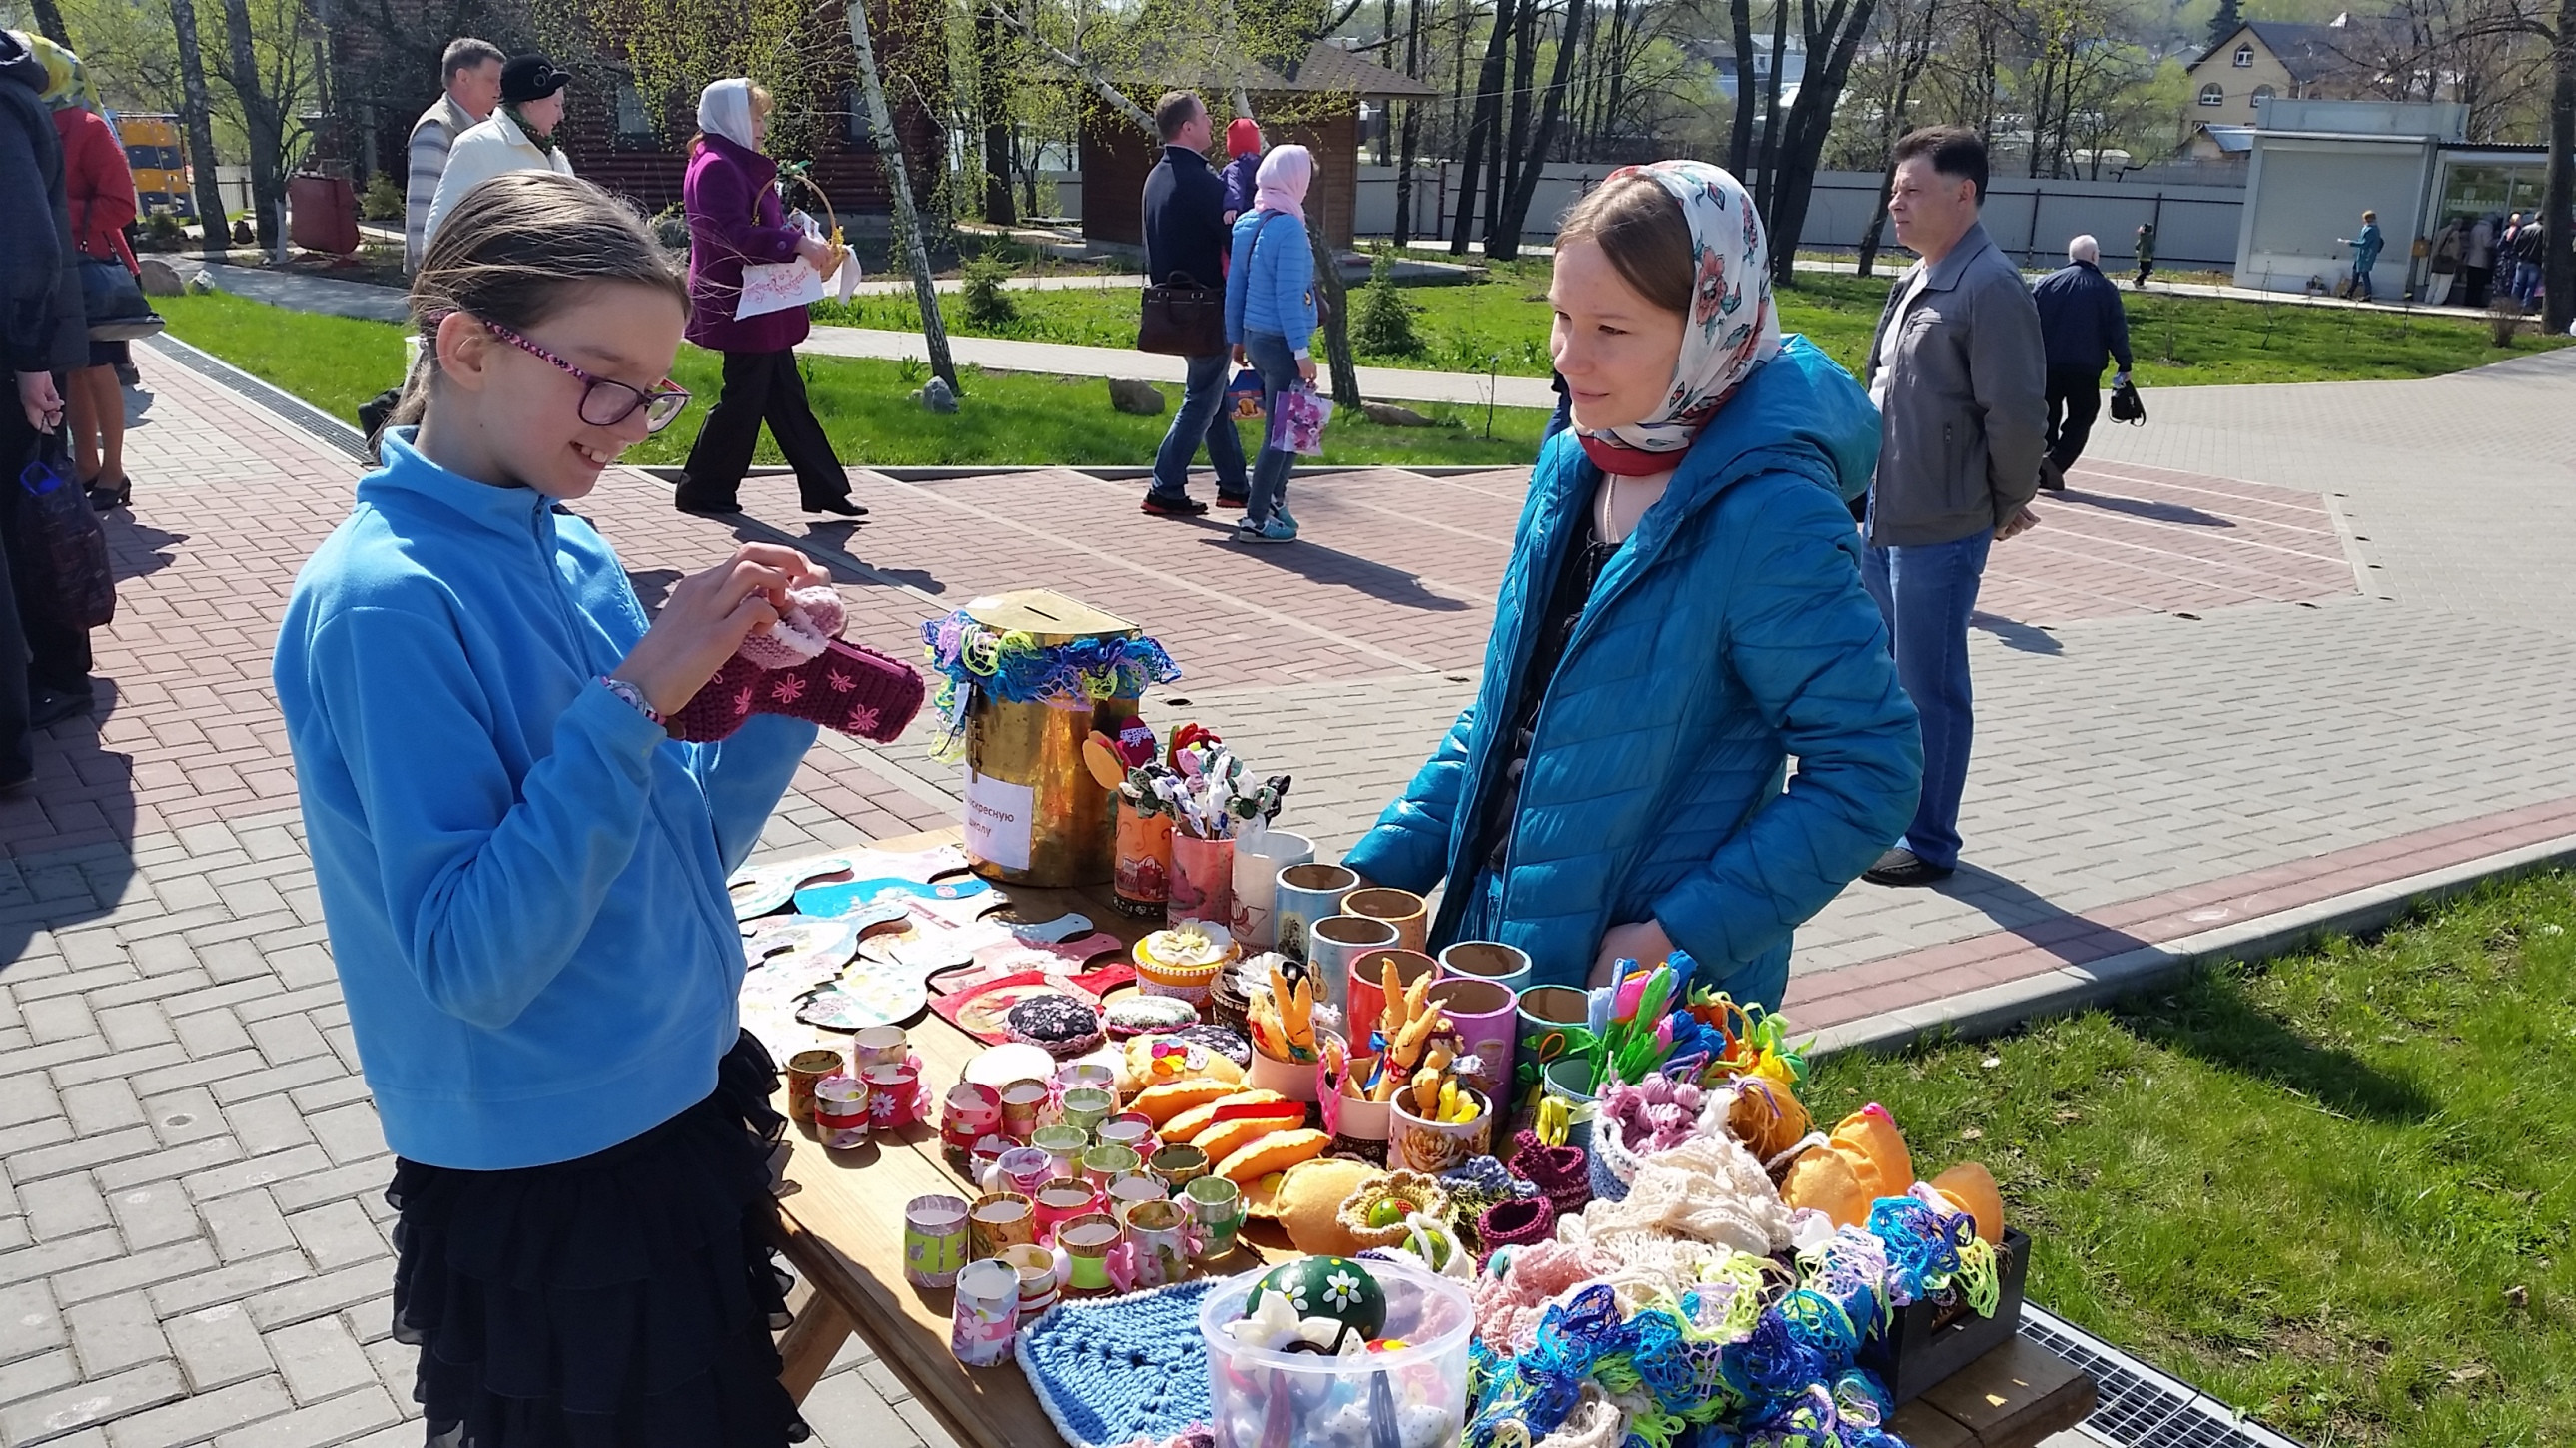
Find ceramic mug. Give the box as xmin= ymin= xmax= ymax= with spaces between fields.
xmin=1440 ymin=940 xmax=1535 ymax=996
xmin=1425 ymin=977 xmax=1519 ymax=1100
xmin=1273 ymin=863 xmax=1359 ymax=964
xmin=1305 ymin=915 xmax=1399 ymax=1018
xmin=1341 ymin=887 xmax=1430 ymax=955
xmin=1228 ymin=830 xmax=1315 ymax=951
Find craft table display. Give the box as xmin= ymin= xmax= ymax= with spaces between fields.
xmin=736 ymin=833 xmax=2096 ymax=1448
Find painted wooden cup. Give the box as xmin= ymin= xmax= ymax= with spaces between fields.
xmin=1273 ymin=863 xmax=1359 ymax=964
xmin=1342 ymin=887 xmax=1431 ymax=955
xmin=1439 ymin=940 xmax=1535 ymax=996
xmin=1425 ymin=977 xmax=1519 ymax=1100
xmin=1228 ymin=830 xmax=1315 ymax=951
xmin=1305 ymin=914 xmax=1400 ymax=1018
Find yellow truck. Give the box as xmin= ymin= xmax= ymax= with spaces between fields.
xmin=119 ymin=114 xmax=196 ymax=220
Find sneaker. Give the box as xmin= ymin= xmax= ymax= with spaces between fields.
xmin=1272 ymin=505 xmax=1298 ymax=532
xmin=1235 ymin=516 xmax=1298 ymax=544
xmin=1862 ymin=847 xmax=1954 ymax=888
xmin=1141 ymin=492 xmax=1209 ymax=517
xmin=1215 ymin=492 xmax=1250 ymax=510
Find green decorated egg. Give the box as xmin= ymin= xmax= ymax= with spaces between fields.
xmin=1247 ymin=1255 xmax=1386 ymax=1349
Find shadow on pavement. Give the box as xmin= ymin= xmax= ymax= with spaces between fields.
xmin=2063 ymin=489 xmax=2233 ymax=528
xmin=0 ymin=679 xmax=139 ymax=968
xmin=1970 ymin=612 xmax=2063 ymax=654
xmin=1196 ymin=535 xmax=1472 ymax=613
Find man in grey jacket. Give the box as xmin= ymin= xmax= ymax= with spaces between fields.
xmin=1857 ymin=126 xmax=2047 ymax=887
xmin=404 ymin=38 xmax=502 ymax=274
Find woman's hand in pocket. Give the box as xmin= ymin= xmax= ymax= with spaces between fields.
xmin=613 ymin=544 xmax=824 ymax=714
xmin=1587 ymin=919 xmax=1676 ymax=989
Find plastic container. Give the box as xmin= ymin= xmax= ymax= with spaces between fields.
xmin=1199 ymin=1256 xmax=1474 ymax=1448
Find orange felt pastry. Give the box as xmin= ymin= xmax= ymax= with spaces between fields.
xmin=1164 ymin=1090 xmax=1291 ymax=1144
xmin=1216 ymin=1128 xmax=1328 ymax=1185
xmin=1131 ymin=1078 xmax=1241 ymax=1125
xmin=1194 ymin=1107 xmax=1308 ymax=1165
xmin=1931 ymin=1161 xmax=2004 ymax=1245
xmin=1272 ymin=1157 xmax=1385 ymax=1254
xmin=1779 ymin=1148 xmax=1872 ymax=1227
xmin=1780 ymin=1103 xmax=1915 ymax=1228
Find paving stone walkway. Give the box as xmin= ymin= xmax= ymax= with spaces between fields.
xmin=0 ymin=331 xmax=2569 ymax=1445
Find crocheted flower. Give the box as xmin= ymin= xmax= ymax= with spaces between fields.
xmin=772 ymin=674 xmax=806 ymax=704
xmin=828 ymin=667 xmax=855 ymax=692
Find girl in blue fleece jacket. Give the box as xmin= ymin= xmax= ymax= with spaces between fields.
xmin=272 ymin=171 xmax=816 ymax=1445
xmin=1223 ymin=143 xmax=1320 ymax=541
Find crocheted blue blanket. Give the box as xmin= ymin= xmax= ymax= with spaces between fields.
xmin=1015 ymin=1278 xmax=1218 ymax=1448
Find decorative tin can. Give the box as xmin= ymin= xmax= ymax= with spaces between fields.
xmin=1228 ymin=830 xmax=1314 ymax=951
xmin=1390 ymin=1084 xmax=1494 ymax=1175
xmin=1113 ymin=794 xmax=1173 ymax=920
xmin=969 ymin=1190 xmax=1037 ymax=1259
xmin=1080 ymin=1142 xmax=1142 ymax=1188
xmin=1031 ymin=1124 xmax=1089 ymax=1179
xmin=1166 ymin=834 xmax=1235 ymax=929
xmin=1058 ymin=1086 xmax=1116 ymax=1135
xmin=941 ymin=1083 xmax=1003 ymax=1160
xmin=1344 ymin=948 xmax=1438 ymax=1055
xmin=1148 ymin=1143 xmax=1209 ymax=1191
xmin=786 ymin=1049 xmax=847 ymax=1127
xmin=956 ymin=591 xmax=1149 ymax=889
xmin=950 ymin=1258 xmax=1021 ymax=1366
xmin=1440 ymin=941 xmax=1535 ymax=996
xmin=851 ymin=1025 xmax=910 ymax=1071
xmin=1032 ymin=1177 xmax=1104 ymax=1243
xmin=902 ymin=1194 xmax=971 ymax=1288
xmin=1120 ymin=1197 xmax=1192 ymax=1287
xmin=1057 ymin=1212 xmax=1121 ymax=1293
xmin=1093 ymin=1113 xmax=1156 ymax=1156
xmin=862 ymin=1060 xmax=921 ymax=1129
xmin=1305 ymin=915 xmax=1400 ymax=1018
xmin=813 ymin=1074 xmax=872 ymax=1149
xmin=1000 ymin=1242 xmax=1060 ymax=1324
xmin=1342 ymin=887 xmax=1431 ymax=956
xmin=1273 ymin=863 xmax=1359 ymax=965
xmin=997 ymin=1078 xmax=1051 ymax=1140
xmin=1182 ymin=1175 xmax=1245 ymax=1260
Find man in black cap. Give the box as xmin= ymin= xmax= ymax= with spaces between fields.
xmin=422 ymin=52 xmax=574 ymax=247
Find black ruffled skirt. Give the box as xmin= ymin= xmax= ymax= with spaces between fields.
xmin=387 ymin=1032 xmax=812 ymax=1447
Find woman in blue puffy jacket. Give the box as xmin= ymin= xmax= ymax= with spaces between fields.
xmin=1343 ymin=162 xmax=1923 ymax=1010
xmin=1223 ymin=143 xmax=1318 ymax=544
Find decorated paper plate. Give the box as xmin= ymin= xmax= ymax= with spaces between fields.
xmin=742 ymin=918 xmax=863 ymax=979
xmin=943 ymin=975 xmax=1103 ymax=1044
xmin=795 ymin=955 xmax=930 ymax=1032
xmin=856 ymin=922 xmax=982 ymax=977
xmin=796 ymin=875 xmax=993 ymax=924
xmin=968 ymin=932 xmax=1128 ymax=979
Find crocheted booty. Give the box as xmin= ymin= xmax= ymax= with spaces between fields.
xmin=1510 ymin=1128 xmax=1592 ymax=1220
xmin=736 ymin=585 xmax=848 ymax=669
xmin=667 ymin=638 xmax=924 ymax=743
xmin=1476 ymin=1196 xmax=1555 ymax=1257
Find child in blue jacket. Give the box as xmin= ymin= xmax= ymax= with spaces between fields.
xmin=273 ymin=170 xmax=820 ymax=1446
xmin=1224 ymin=143 xmax=1319 ymax=543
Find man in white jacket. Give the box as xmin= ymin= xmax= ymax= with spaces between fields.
xmin=422 ymin=54 xmax=575 ymax=250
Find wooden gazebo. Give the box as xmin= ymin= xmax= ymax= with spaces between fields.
xmin=1078 ymin=41 xmax=1432 ymax=250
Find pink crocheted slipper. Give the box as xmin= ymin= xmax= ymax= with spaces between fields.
xmin=666 ymin=586 xmax=925 ymax=744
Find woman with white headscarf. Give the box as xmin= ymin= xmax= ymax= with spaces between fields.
xmin=1342 ymin=162 xmax=1923 ymax=1010
xmin=672 ymin=78 xmax=859 ymax=519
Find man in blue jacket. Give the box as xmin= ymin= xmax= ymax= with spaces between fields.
xmin=2030 ymin=234 xmax=2132 ymax=489
xmin=1139 ymin=90 xmax=1249 ymax=517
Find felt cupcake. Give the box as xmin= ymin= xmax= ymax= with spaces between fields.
xmin=1132 ymin=921 xmax=1239 ymax=1004
xmin=1003 ymin=993 xmax=1106 ymax=1060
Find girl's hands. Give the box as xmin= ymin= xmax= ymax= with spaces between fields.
xmin=614 ymin=544 xmax=825 ymax=714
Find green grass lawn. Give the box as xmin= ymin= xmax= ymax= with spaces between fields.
xmin=820 ymin=258 xmax=2570 ymax=387
xmin=1805 ymin=872 xmax=2576 ymax=1448
xmin=152 ymin=291 xmax=1554 ymax=469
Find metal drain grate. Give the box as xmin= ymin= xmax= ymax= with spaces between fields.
xmin=2019 ymin=1305 xmax=2307 ymax=1448
xmin=140 ymin=332 xmax=376 ymax=464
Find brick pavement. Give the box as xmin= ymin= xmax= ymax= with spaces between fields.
xmin=4 ymin=332 xmax=2571 ymax=1444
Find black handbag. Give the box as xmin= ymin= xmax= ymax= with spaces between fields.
xmin=77 ymin=200 xmax=162 ymax=342
xmin=16 ymin=429 xmax=117 ymax=632
xmin=2109 ymin=376 xmax=2146 ymax=425
xmin=1138 ymin=269 xmax=1225 ymax=357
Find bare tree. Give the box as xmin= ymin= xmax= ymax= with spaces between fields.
xmin=1489 ymin=0 xmax=1587 ymax=253
xmin=170 ymin=0 xmax=234 ymax=246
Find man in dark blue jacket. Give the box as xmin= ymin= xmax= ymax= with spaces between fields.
xmin=1139 ymin=90 xmax=1249 ymax=517
xmin=2029 ymin=234 xmax=2131 ymax=489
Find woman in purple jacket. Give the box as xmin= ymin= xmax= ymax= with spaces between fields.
xmin=671 ymin=79 xmax=862 ymax=518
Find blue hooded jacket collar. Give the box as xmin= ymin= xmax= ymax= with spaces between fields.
xmin=362 ymin=427 xmax=565 ymax=539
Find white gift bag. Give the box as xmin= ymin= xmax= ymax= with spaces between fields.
xmin=736 ymin=261 xmax=826 ymax=321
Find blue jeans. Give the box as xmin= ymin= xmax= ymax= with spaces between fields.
xmin=1149 ymin=350 xmax=1249 ymax=501
xmin=1861 ymin=528 xmax=1993 ymax=871
xmin=2349 ymin=259 xmax=2377 ymax=300
xmin=1243 ymin=332 xmax=1300 ymax=525
xmin=2513 ymin=260 xmax=2542 ymax=307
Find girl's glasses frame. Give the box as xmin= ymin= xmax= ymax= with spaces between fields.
xmin=431 ymin=312 xmax=693 ymax=432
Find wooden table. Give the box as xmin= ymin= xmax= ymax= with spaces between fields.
xmin=763 ymin=831 xmax=2096 ymax=1448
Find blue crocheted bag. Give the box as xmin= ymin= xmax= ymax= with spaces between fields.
xmin=1015 ymin=1278 xmax=1219 ymax=1448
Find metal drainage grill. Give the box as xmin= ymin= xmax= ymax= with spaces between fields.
xmin=140 ymin=332 xmax=375 ymax=464
xmin=2019 ymin=1306 xmax=2306 ymax=1448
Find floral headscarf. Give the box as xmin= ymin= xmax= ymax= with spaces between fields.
xmin=18 ymin=30 xmax=99 ymax=113
xmin=1574 ymin=160 xmax=1781 ymax=473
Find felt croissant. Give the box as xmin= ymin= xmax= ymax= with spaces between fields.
xmin=1779 ymin=1103 xmax=1914 ymax=1229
